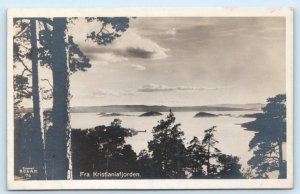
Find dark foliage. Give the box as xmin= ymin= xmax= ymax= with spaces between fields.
xmin=86 ymin=17 xmax=130 ymax=45
xmin=15 ymin=112 xmax=245 ymax=179
xmin=139 ymin=114 xmax=243 ymax=179
xmin=68 ymin=36 xmax=92 ymax=73
xmin=187 ymin=136 xmax=206 ymax=178
xmin=14 ymin=113 xmax=45 ymax=179
xmin=217 ymin=154 xmax=243 ymax=179
xmin=136 ymin=149 xmax=157 ymax=178
xmin=72 ymin=119 xmax=138 ymax=179
xmin=243 ymin=94 xmax=286 ymax=178
xmin=202 ymin=126 xmax=221 ymax=177
xmin=13 ymin=75 xmax=31 ymax=117
xmin=148 ymin=110 xmax=188 ymax=178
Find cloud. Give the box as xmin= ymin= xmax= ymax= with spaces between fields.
xmin=165 ymin=28 xmax=177 ymax=36
xmin=93 ymin=84 xmax=233 ymax=97
xmin=79 ymin=29 xmax=169 ymax=62
xmin=130 ymin=64 xmax=146 ymax=71
xmin=93 ymin=89 xmax=134 ymax=97
xmin=114 ymin=29 xmax=169 ymax=60
xmin=88 ymin=53 xmax=128 ymax=66
xmin=138 ymin=84 xmax=173 ymax=92
xmin=93 ymin=89 xmax=114 ymax=96
xmin=137 ymin=84 xmax=234 ymax=92
xmin=124 ymin=48 xmax=154 ymax=59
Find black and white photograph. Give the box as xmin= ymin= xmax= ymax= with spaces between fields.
xmin=7 ymin=8 xmax=293 ymax=189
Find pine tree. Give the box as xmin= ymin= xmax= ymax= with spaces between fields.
xmin=13 ymin=17 xmax=94 ymax=179
xmin=243 ymin=94 xmax=286 ymax=178
xmin=71 ymin=119 xmax=137 ymax=178
xmin=202 ymin=126 xmax=221 ymax=177
xmin=137 ymin=149 xmax=155 ymax=178
xmin=13 ymin=19 xmax=46 ymax=179
xmin=217 ymin=154 xmax=243 ymax=179
xmin=38 ymin=17 xmax=130 ymax=179
xmin=148 ymin=110 xmax=187 ymax=178
xmin=187 ymin=136 xmax=206 ymax=178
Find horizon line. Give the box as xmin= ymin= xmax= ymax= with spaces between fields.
xmin=21 ymin=102 xmax=265 ymax=109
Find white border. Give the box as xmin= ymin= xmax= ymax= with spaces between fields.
xmin=7 ymin=7 xmax=294 ymax=190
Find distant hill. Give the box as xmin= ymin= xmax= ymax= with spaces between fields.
xmin=194 ymin=112 xmax=218 ymax=118
xmin=240 ymin=113 xmax=263 ymax=118
xmin=20 ymin=103 xmax=263 ymax=113
xmin=139 ymin=111 xmax=163 ymax=117
xmin=98 ymin=112 xmax=133 ymax=117
xmin=69 ymin=103 xmax=263 ymax=113
xmin=208 ymin=103 xmax=264 ymax=110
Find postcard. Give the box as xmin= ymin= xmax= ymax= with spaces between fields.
xmin=7 ymin=7 xmax=293 ymax=190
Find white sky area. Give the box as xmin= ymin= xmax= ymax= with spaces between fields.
xmin=18 ymin=17 xmax=286 ymax=107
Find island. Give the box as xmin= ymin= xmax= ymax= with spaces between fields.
xmin=98 ymin=112 xmax=132 ymax=117
xmin=240 ymin=113 xmax=262 ymax=118
xmin=194 ymin=112 xmax=218 ymax=118
xmin=139 ymin=111 xmax=163 ymax=117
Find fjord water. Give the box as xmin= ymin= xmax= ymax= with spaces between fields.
xmin=71 ymin=111 xmax=258 ymax=170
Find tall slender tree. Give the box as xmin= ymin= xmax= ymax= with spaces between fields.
xmin=46 ymin=17 xmax=130 ymax=179
xmin=13 ymin=19 xmax=46 ymax=179
xmin=15 ymin=17 xmax=132 ymax=179
xmin=46 ymin=18 xmax=72 ymax=180
xmin=29 ymin=18 xmax=46 ymax=179
xmin=202 ymin=126 xmax=221 ymax=177
xmin=13 ymin=17 xmax=94 ymax=179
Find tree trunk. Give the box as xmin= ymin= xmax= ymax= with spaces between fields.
xmin=30 ymin=18 xmax=45 ymax=180
xmin=278 ymin=138 xmax=286 ymax=178
xmin=207 ymin=145 xmax=210 ymax=176
xmin=46 ymin=18 xmax=72 ymax=180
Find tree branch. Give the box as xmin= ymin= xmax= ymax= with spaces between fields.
xmin=15 ymin=43 xmax=30 ymax=51
xmin=37 ymin=18 xmax=54 ymax=26
xmin=41 ymin=20 xmax=51 ymax=33
xmin=15 ymin=26 xmax=29 ymax=37
xmin=96 ymin=23 xmax=106 ymax=36
xmin=263 ymin=156 xmax=279 ymax=160
xmin=41 ymin=78 xmax=53 ymax=88
xmin=21 ymin=68 xmax=31 ymax=76
xmin=17 ymin=56 xmax=32 ymax=75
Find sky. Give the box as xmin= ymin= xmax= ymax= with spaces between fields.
xmin=66 ymin=17 xmax=286 ymax=107
xmin=17 ymin=17 xmax=286 ymax=107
